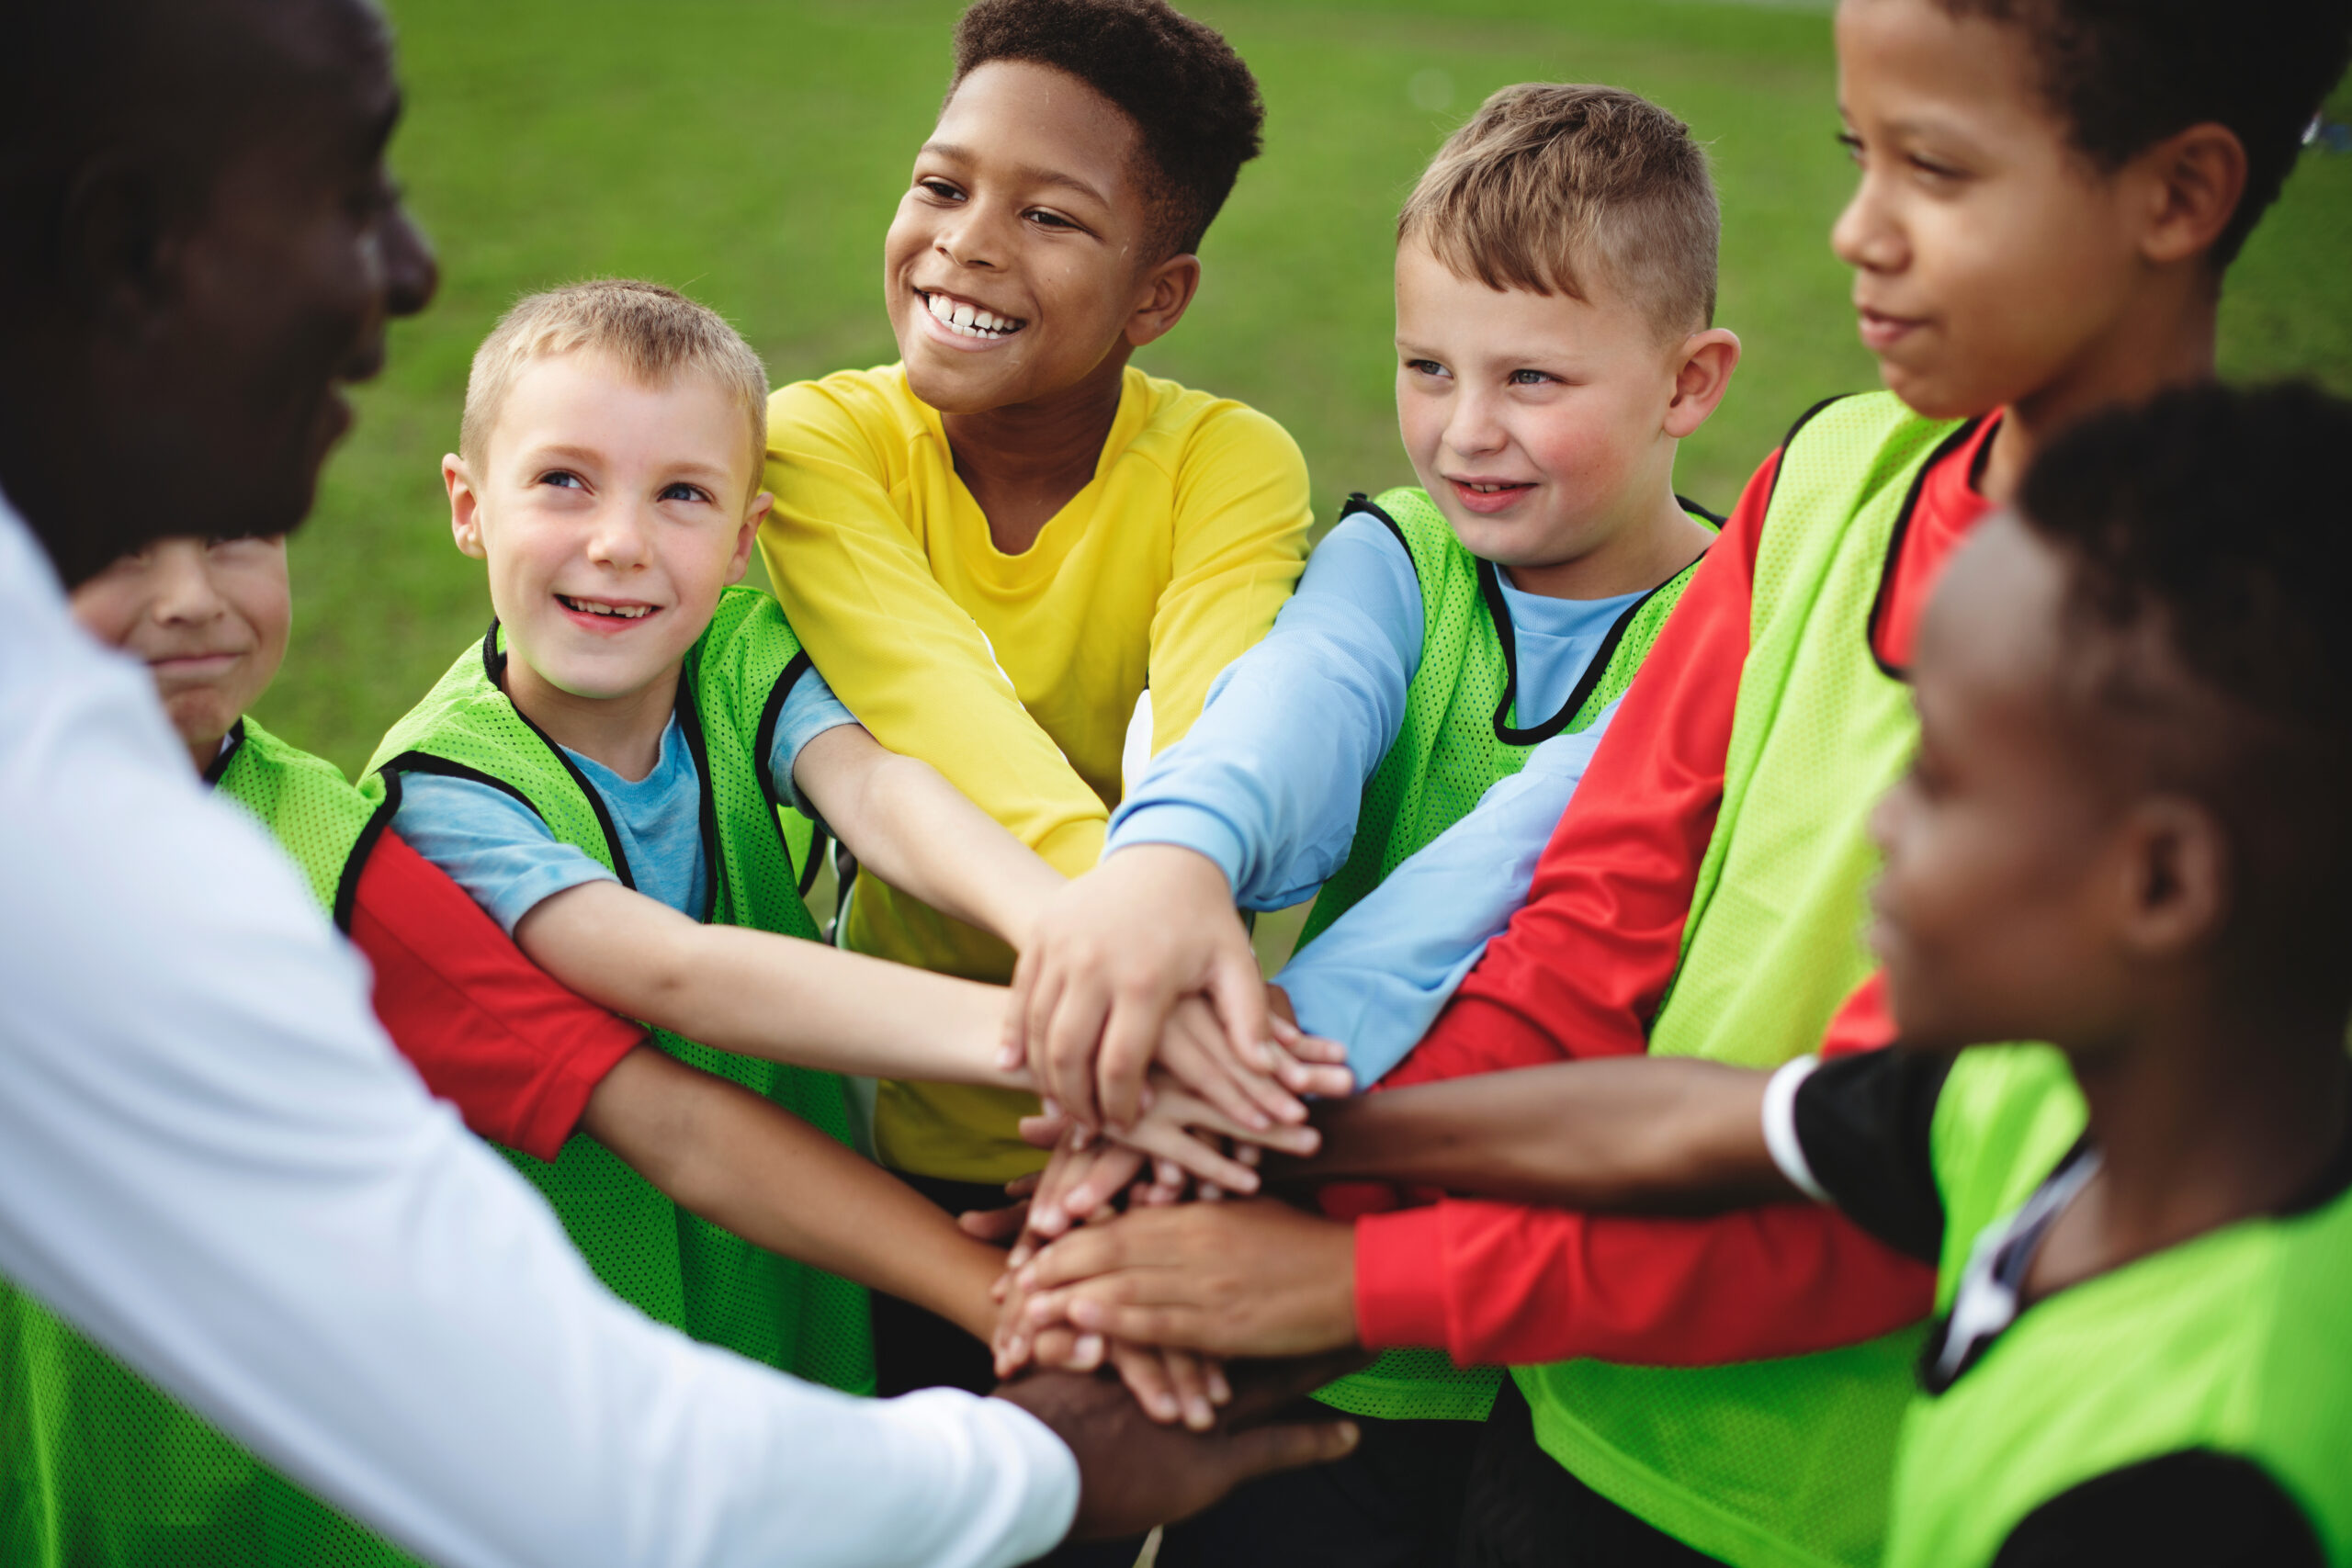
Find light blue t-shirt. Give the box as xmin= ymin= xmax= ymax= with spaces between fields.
xmin=394 ymin=666 xmax=855 ymax=933
xmin=1106 ymin=513 xmax=1674 ymax=1085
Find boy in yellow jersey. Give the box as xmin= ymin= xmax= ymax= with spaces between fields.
xmin=761 ymin=0 xmax=1312 ymax=1391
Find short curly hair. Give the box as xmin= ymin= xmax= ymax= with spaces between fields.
xmin=950 ymin=0 xmax=1264 ymax=258
xmin=1932 ymin=0 xmax=2352 ymax=266
xmin=2018 ymin=379 xmax=2352 ymax=994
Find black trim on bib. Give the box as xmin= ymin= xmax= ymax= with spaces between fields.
xmin=752 ymin=649 xmax=829 ymax=897
xmin=1480 ymin=557 xmax=1699 ymax=747
xmin=467 ymin=619 xmax=639 ymax=890
xmin=672 ymin=660 xmax=724 ymax=925
xmin=334 ymin=773 xmax=401 ymax=937
xmin=1339 ymin=492 xmax=1419 ymax=592
xmin=1675 ymin=492 xmax=1727 ymax=528
xmin=203 ymin=719 xmax=246 ymax=786
xmin=1864 ymin=417 xmax=1987 ymax=683
xmin=1760 ymin=394 xmax=1861 ymax=524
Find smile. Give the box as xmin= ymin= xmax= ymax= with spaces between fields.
xmin=920 ymin=288 xmax=1026 ymax=340
xmin=557 ymin=594 xmax=657 ymax=621
xmin=1447 ymin=477 xmax=1536 ymax=515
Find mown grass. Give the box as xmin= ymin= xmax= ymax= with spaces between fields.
xmin=268 ymin=0 xmax=2352 ymax=775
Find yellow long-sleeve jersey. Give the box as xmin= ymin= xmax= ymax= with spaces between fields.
xmin=761 ymin=362 xmax=1311 ymax=1182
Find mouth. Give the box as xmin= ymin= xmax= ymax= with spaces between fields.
xmin=150 ymin=650 xmax=247 ymax=680
xmin=556 ymin=592 xmax=662 ymax=630
xmin=1855 ymin=305 xmax=1928 ymax=354
xmin=916 ymin=287 xmax=1028 ymax=343
xmin=1445 ymin=476 xmax=1538 ymax=516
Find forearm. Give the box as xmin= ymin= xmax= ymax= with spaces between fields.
xmin=584 ymin=1049 xmax=1005 ymax=1340
xmin=840 ymin=751 xmax=1068 ymax=953
xmin=519 ymin=885 xmax=1026 ymax=1088
xmin=1281 ymin=1057 xmax=1791 ymax=1213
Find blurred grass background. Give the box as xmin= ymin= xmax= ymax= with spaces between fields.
xmin=274 ymin=0 xmax=2352 ymax=788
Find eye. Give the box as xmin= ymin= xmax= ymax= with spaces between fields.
xmin=1404 ymin=358 xmax=1451 ymax=380
xmin=537 ymin=469 xmax=585 ymax=491
xmin=917 ymin=177 xmax=965 ymax=203
xmin=1836 ymin=130 xmax=1865 ymax=165
xmin=1024 ymin=208 xmax=1081 ymax=231
xmin=659 ymin=481 xmax=714 ymax=504
xmin=1907 ymin=152 xmax=1965 ymax=183
xmin=1507 ymin=368 xmax=1557 ymax=387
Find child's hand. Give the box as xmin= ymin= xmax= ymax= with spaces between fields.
xmin=1001 ymin=844 xmax=1274 ymax=1131
xmin=1014 ymin=1198 xmax=1361 ymax=1360
xmin=995 ymin=1242 xmax=1230 ymax=1432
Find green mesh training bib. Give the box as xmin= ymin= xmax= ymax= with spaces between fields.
xmin=1298 ymin=486 xmax=1708 ymax=1425
xmin=368 ymin=585 xmax=873 ymax=1396
xmin=1518 ymin=394 xmax=1974 ymax=1568
xmin=0 ymin=718 xmax=424 ymax=1568
xmin=1884 ymin=1046 xmax=2352 ymax=1567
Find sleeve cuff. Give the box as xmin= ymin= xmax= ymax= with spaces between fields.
xmin=1762 ymin=1055 xmax=1831 ymax=1203
xmin=1351 ymin=1206 xmax=1455 ymax=1352
xmin=1101 ymin=803 xmax=1246 ymax=894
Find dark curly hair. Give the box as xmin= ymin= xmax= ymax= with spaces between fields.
xmin=1933 ymin=0 xmax=2352 ymax=266
xmin=950 ymin=0 xmax=1264 ymax=258
xmin=2019 ymin=379 xmax=2352 ymax=996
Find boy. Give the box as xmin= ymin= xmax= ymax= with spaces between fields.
xmin=758 ymin=0 xmax=1314 ymax=1382
xmin=1007 ymin=4 xmax=2352 ymax=1565
xmin=373 ymin=279 xmax=1310 ymax=1409
xmin=1009 ymin=82 xmax=1740 ymax=1563
xmin=1066 ymin=381 xmax=2352 ymax=1562
xmin=0 ymin=520 xmax=1036 ymax=1566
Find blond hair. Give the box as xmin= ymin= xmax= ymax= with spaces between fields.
xmin=1399 ymin=84 xmax=1719 ymax=339
xmin=459 ymin=279 xmax=770 ymax=496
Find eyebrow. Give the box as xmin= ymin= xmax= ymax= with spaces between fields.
xmin=919 ymin=141 xmax=1114 ymax=209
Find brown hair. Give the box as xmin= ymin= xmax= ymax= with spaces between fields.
xmin=460 ymin=279 xmax=769 ymax=496
xmin=1399 ymin=84 xmax=1720 ymax=338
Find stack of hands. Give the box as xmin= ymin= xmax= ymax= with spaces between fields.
xmin=972 ymin=846 xmax=1372 ymax=1433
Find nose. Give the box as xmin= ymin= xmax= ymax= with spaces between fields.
xmin=151 ymin=541 xmax=227 ymax=626
xmin=933 ymin=200 xmax=1007 ymax=273
xmin=1831 ymin=169 xmax=1906 ymax=276
xmin=382 ymin=201 xmax=439 ymax=321
xmin=585 ymin=502 xmax=654 ymax=571
xmin=1442 ymin=383 xmax=1508 ymax=460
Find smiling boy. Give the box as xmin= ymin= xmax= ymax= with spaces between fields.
xmin=369 ymin=279 xmax=1298 ymax=1402
xmin=1003 ymin=3 xmax=2352 ymax=1565
xmin=995 ymin=83 xmax=1739 ymax=1565
xmin=758 ymin=0 xmax=1313 ymax=1393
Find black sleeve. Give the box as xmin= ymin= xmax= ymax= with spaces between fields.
xmin=1993 ymin=1450 xmax=2324 ymax=1568
xmin=1790 ymin=1050 xmax=1952 ymax=1263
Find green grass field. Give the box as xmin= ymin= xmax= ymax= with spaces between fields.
xmin=268 ymin=0 xmax=2352 ymax=778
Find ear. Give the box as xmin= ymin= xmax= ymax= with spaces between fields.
xmin=2131 ymin=122 xmax=2248 ymax=268
xmin=54 ymin=154 xmax=182 ymax=334
xmin=445 ymin=454 xmax=489 ymax=560
xmin=1124 ymin=253 xmax=1204 ymax=351
xmin=1662 ymin=329 xmax=1743 ymax=440
xmin=2112 ymin=794 xmax=2232 ymax=961
xmin=727 ymin=493 xmax=772 ymax=587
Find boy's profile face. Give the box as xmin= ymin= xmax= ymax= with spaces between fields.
xmin=886 ymin=61 xmax=1186 ymax=416
xmin=1831 ymin=0 xmax=2158 ymax=421
xmin=1867 ymin=515 xmax=2132 ymax=1053
xmin=446 ymin=350 xmax=766 ymax=709
xmin=70 ymin=536 xmax=293 ymax=773
xmin=1394 ymin=237 xmax=1727 ymax=598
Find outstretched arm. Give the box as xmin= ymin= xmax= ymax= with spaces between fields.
xmin=794 ymin=723 xmax=1068 ymax=956
xmin=583 ymin=1046 xmax=1005 ymax=1340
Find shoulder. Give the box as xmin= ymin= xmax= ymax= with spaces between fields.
xmin=766 ymin=364 xmax=925 ymax=460
xmin=1131 ymin=371 xmax=1307 ymax=480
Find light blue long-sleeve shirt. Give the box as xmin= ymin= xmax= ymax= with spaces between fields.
xmin=1105 ymin=513 xmax=1644 ymax=1084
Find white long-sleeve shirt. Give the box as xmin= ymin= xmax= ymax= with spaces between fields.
xmin=0 ymin=496 xmax=1078 ymax=1568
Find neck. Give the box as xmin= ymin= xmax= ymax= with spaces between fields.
xmin=1503 ymin=469 xmax=1713 ymax=602
xmin=503 ymin=655 xmax=680 ymax=782
xmin=939 ymin=347 xmax=1131 ymax=557
xmin=1979 ymin=274 xmax=2219 ymax=506
xmin=187 ymin=733 xmax=224 ymax=778
xmin=2068 ymin=993 xmax=2350 ymax=1264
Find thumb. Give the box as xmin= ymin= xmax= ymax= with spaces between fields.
xmin=1214 ymin=1418 xmax=1361 ymax=1492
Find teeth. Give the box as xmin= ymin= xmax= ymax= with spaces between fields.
xmin=921 ymin=290 xmax=1023 ymax=339
xmin=561 ymin=596 xmax=651 ymax=619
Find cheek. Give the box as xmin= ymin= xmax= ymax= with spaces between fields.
xmin=1396 ymin=383 xmax=1445 ymax=461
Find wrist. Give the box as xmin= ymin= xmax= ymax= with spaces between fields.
xmin=1105 ymin=820 xmax=1243 ymax=903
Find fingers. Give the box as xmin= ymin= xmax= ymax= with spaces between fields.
xmin=1155 ymin=1005 xmax=1278 ymax=1132
xmin=1122 ymin=1116 xmax=1261 ymax=1194
xmin=1106 ymin=1339 xmax=1198 ymax=1428
xmin=1094 ymin=981 xmax=1174 ymax=1132
xmin=956 ymin=1199 xmax=1031 ymax=1244
xmin=1029 ymin=967 xmax=1107 ymax=1130
xmin=1158 ymin=1346 xmax=1222 ymax=1431
xmin=1206 ymin=947 xmax=1277 ymax=1075
xmin=1000 ymin=952 xmax=1037 ymax=1073
xmin=1214 ymin=1418 xmax=1362 ymax=1491
xmin=1029 ymin=1140 xmax=1145 ymax=1242
xmin=1019 ymin=1218 xmax=1138 ymax=1293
